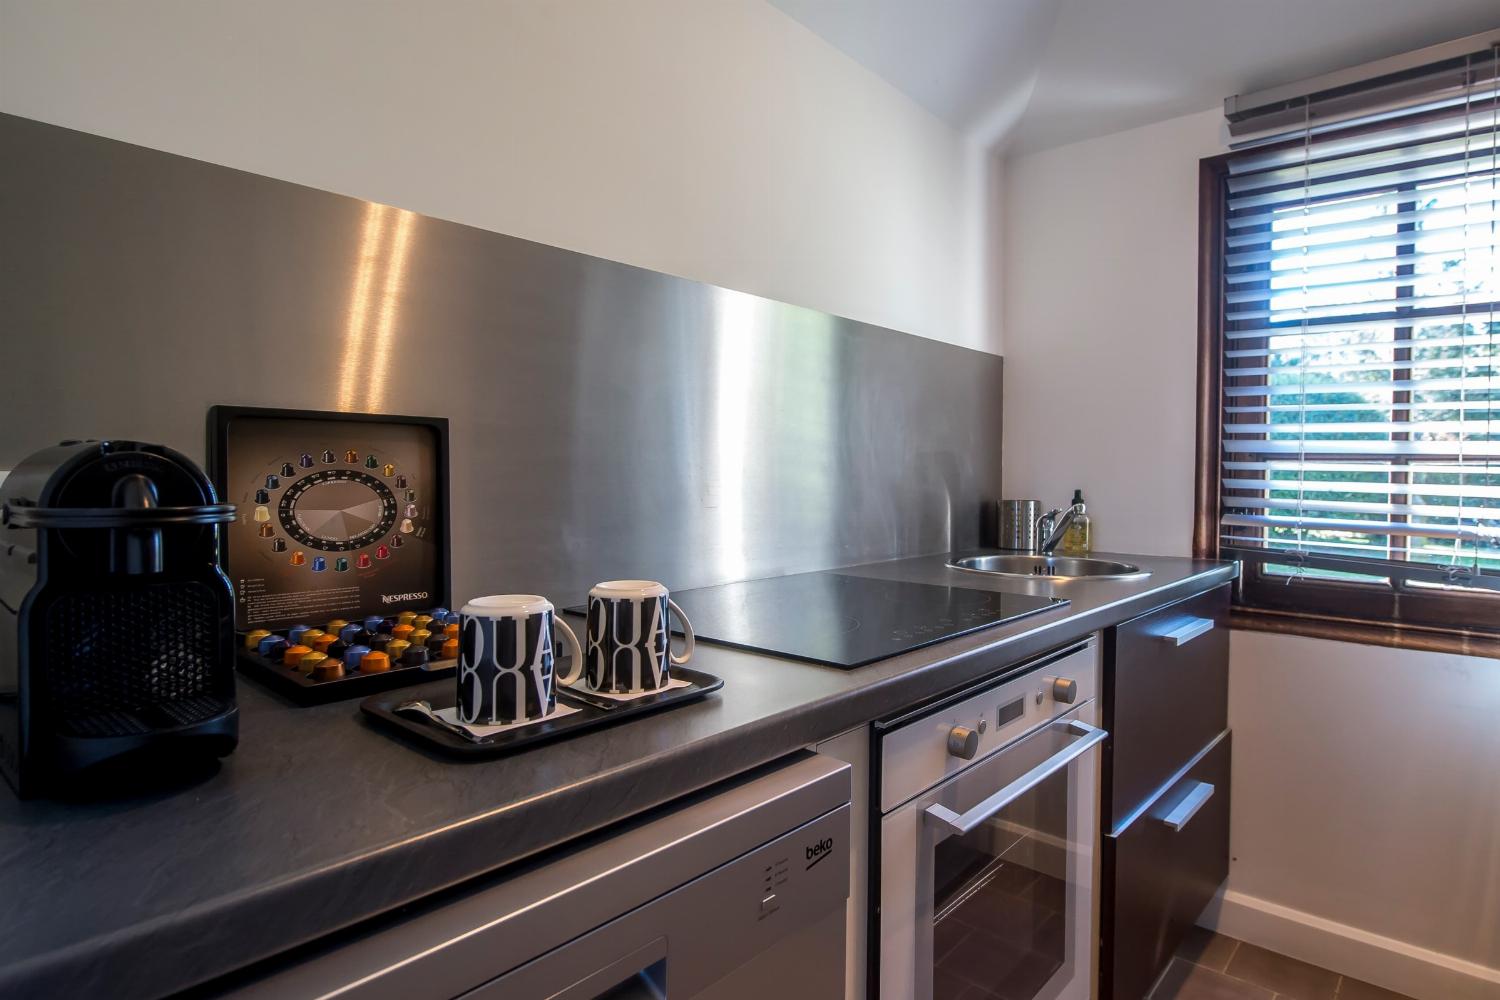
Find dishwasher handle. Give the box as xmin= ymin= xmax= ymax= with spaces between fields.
xmin=925 ymin=719 xmax=1107 ymax=839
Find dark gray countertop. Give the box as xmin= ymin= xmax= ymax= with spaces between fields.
xmin=0 ymin=551 xmax=1235 ymax=998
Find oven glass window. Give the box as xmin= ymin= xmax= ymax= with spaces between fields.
xmin=931 ymin=767 xmax=1071 ymax=1000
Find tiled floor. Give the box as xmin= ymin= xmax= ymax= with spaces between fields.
xmin=1149 ymin=927 xmax=1417 ymax=1000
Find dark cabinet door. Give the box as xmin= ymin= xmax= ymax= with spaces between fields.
xmin=1104 ymin=585 xmax=1229 ymax=830
xmin=1103 ymin=733 xmax=1232 ymax=1000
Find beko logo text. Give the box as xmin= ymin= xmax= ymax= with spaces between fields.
xmin=804 ymin=837 xmax=834 ymax=869
xmin=381 ymin=591 xmax=430 ymax=605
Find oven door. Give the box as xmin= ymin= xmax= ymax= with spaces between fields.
xmin=880 ymin=704 xmax=1103 ymax=1000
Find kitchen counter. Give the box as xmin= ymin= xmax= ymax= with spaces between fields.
xmin=0 ymin=551 xmax=1235 ymax=998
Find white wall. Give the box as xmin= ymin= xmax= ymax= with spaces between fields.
xmin=1004 ymin=108 xmax=1500 ymax=997
xmin=1222 ymin=630 xmax=1500 ymax=997
xmin=0 ymin=0 xmax=995 ymax=353
xmin=1002 ymin=107 xmax=1223 ymax=556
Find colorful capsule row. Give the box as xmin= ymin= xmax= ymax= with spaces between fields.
xmin=283 ymin=452 xmax=405 ymax=473
xmin=261 ymin=471 xmax=408 ymax=490
xmin=249 ymin=608 xmax=456 ymax=646
xmin=294 ymin=451 xmax=396 ymax=471
xmin=258 ymin=456 xmax=408 ymax=493
xmin=242 ymin=609 xmax=459 ymax=681
xmin=264 ymin=535 xmax=408 ymax=563
xmin=286 ymin=544 xmax=394 ymax=569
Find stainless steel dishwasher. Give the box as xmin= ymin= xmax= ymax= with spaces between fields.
xmin=222 ymin=752 xmax=850 ymax=999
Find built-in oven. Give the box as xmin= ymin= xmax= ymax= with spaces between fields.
xmin=874 ymin=639 xmax=1103 ymax=1000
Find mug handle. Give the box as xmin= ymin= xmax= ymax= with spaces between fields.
xmin=667 ymin=599 xmax=695 ymax=666
xmin=553 ymin=615 xmax=585 ymax=685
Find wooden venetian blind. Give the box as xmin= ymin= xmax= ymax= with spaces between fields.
xmin=1215 ymin=46 xmax=1500 ymax=599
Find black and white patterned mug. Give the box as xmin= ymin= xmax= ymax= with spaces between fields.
xmin=584 ymin=580 xmax=695 ymax=694
xmin=458 ymin=595 xmax=582 ymax=725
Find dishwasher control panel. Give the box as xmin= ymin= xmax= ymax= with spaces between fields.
xmin=758 ymin=823 xmax=837 ymax=920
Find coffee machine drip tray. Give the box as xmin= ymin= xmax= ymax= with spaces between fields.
xmin=667 ymin=572 xmax=1066 ymax=669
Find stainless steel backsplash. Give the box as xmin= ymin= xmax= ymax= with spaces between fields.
xmin=0 ymin=114 xmax=1002 ymax=605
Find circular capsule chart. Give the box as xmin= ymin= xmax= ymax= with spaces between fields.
xmin=250 ymin=449 xmax=421 ymax=570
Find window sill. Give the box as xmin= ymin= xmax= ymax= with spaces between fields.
xmin=1230 ymin=607 xmax=1500 ymax=660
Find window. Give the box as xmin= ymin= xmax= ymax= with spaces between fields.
xmin=1197 ymin=46 xmax=1500 ymax=651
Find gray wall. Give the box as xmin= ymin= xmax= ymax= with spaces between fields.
xmin=1 ymin=114 xmax=1002 ymax=606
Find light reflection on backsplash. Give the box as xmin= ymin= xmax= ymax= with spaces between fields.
xmin=338 ymin=203 xmax=417 ymax=412
xmin=0 ymin=113 xmax=1003 ymax=606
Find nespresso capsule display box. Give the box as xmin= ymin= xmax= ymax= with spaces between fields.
xmin=207 ymin=407 xmax=453 ymax=703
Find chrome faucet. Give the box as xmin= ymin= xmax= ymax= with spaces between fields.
xmin=1034 ymin=501 xmax=1086 ymax=555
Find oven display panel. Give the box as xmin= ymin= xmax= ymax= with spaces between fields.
xmin=997 ymin=696 xmax=1025 ymax=728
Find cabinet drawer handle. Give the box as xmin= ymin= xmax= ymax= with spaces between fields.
xmin=1162 ymin=781 xmax=1215 ymax=831
xmin=1158 ymin=617 xmax=1214 ymax=647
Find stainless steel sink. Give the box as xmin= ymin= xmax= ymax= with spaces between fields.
xmin=948 ymin=554 xmax=1150 ymax=581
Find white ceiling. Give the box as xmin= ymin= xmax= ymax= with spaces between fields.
xmin=770 ymin=0 xmax=1500 ymax=154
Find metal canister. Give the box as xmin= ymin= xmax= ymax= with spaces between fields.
xmin=996 ymin=499 xmax=1041 ymax=552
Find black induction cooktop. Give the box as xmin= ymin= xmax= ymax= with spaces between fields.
xmin=662 ymin=571 xmax=1066 ymax=669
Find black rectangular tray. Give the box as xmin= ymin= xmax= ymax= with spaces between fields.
xmin=239 ymin=648 xmax=457 ymax=704
xmin=360 ymin=667 xmax=724 ymax=757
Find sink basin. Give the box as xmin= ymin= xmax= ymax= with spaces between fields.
xmin=948 ymin=554 xmax=1150 ymax=581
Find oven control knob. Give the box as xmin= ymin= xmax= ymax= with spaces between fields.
xmin=1052 ymin=678 xmax=1078 ymax=704
xmin=947 ymin=725 xmax=980 ymax=760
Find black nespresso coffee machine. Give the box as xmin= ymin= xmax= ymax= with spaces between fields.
xmin=0 ymin=440 xmax=239 ymax=797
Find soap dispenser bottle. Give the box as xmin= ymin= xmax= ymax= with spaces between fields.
xmin=1060 ymin=489 xmax=1092 ymax=556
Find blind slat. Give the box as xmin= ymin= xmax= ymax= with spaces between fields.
xmin=1223 ymin=460 xmax=1489 ymax=473
xmin=1227 ymin=293 xmax=1500 ymax=323
xmin=1222 ymin=512 xmax=1500 ymax=542
xmin=1225 ymin=199 xmax=1500 ymax=248
xmin=1224 ymin=376 xmax=1494 ymax=397
xmin=1227 ymin=495 xmax=1500 ymax=519
xmin=1225 ymin=224 xmax=1500 ymax=269
xmin=1226 ymin=127 xmax=1500 ymax=196
xmin=1222 ymin=356 xmax=1499 ymax=377
xmin=1226 ymin=153 xmax=1499 ymax=212
xmin=1227 ymin=536 xmax=1406 ymax=556
xmin=1223 ymin=478 xmax=1500 ymax=501
xmin=1224 ymin=330 xmax=1500 ymax=356
xmin=1228 ymin=100 xmax=1500 ymax=176
xmin=1225 ymin=401 xmax=1500 ymax=413
xmin=1221 ymin=439 xmax=1500 ymax=456
xmin=1224 ymin=420 xmax=1500 ymax=434
xmin=1223 ymin=305 xmax=1500 ymax=340
xmin=1227 ymin=172 xmax=1500 ymax=230
xmin=1224 ymin=249 xmax=1498 ymax=286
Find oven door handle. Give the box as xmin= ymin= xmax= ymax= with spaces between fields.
xmin=924 ymin=719 xmax=1107 ymax=839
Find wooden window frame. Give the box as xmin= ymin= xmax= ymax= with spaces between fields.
xmin=1194 ymin=153 xmax=1500 ymax=659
